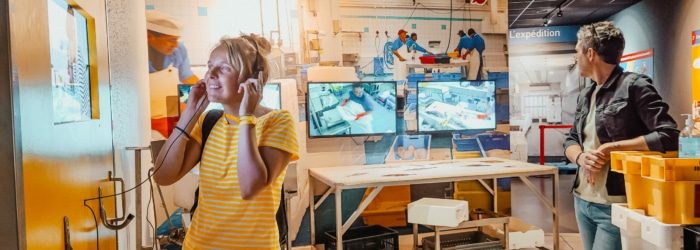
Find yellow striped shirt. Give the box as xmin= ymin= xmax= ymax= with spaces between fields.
xmin=183 ymin=110 xmax=299 ymax=249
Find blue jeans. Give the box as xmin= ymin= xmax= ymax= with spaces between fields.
xmin=574 ymin=196 xmax=622 ymax=250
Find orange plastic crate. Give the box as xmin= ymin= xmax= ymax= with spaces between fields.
xmin=642 ymin=157 xmax=700 ymax=181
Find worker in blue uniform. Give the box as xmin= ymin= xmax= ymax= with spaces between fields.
xmin=408 ymin=33 xmax=433 ymax=60
xmin=341 ymin=83 xmax=375 ymax=134
xmin=462 ymin=28 xmax=486 ymax=80
xmin=391 ymin=29 xmax=410 ymax=81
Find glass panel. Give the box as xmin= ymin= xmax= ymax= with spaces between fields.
xmin=48 ymin=0 xmax=93 ymax=124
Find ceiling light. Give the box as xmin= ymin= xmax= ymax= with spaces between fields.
xmin=543 ymin=18 xmax=551 ymax=27
xmin=557 ymin=9 xmax=563 ymax=17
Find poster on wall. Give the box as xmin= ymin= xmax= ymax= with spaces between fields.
xmin=692 ymin=30 xmax=700 ymax=101
xmin=619 ymin=48 xmax=653 ymax=80
xmin=47 ymin=0 xmax=93 ymax=124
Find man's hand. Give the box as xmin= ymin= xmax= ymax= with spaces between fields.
xmin=598 ymin=142 xmax=621 ymax=157
xmin=585 ymin=169 xmax=596 ymax=185
xmin=577 ymin=149 xmax=608 ymax=175
xmin=355 ymin=112 xmax=367 ymax=120
xmin=399 ymin=57 xmax=406 ymax=62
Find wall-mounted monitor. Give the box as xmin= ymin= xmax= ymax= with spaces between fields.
xmin=178 ymin=81 xmax=282 ymax=114
xmin=306 ymin=81 xmax=397 ymax=138
xmin=416 ymin=80 xmax=496 ymax=133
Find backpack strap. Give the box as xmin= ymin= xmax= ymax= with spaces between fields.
xmin=201 ymin=109 xmax=224 ymax=154
xmin=191 ymin=109 xmax=223 ymax=216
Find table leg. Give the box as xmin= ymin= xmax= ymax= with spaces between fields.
xmin=435 ymin=227 xmax=441 ymax=250
xmin=553 ymin=172 xmax=560 ymax=250
xmin=309 ymin=177 xmax=316 ymax=247
xmin=413 ymin=223 xmax=418 ymax=249
xmin=504 ymin=222 xmax=509 ymax=250
xmin=335 ymin=188 xmax=343 ymax=250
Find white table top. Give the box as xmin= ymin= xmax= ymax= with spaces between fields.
xmin=309 ymin=157 xmax=557 ymax=188
xmin=406 ymin=59 xmax=469 ymax=69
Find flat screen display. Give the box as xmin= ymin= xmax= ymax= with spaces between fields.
xmin=307 ymin=81 xmax=397 ymax=138
xmin=178 ymin=81 xmax=282 ymax=113
xmin=416 ymin=80 xmax=496 ymax=132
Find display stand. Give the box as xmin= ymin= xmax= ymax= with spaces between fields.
xmin=406 ymin=59 xmax=470 ymax=77
xmin=413 ymin=215 xmax=510 ymax=250
xmin=308 ymin=157 xmax=560 ymax=250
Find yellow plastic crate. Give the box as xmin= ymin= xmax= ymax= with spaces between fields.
xmin=645 ymin=178 xmax=700 ymax=225
xmin=453 ymin=190 xmax=511 ymax=216
xmin=361 ymin=203 xmax=407 ymax=228
xmin=642 ymin=157 xmax=700 ymax=181
xmin=610 ymin=151 xmax=677 ymax=173
xmin=610 ymin=151 xmax=677 ymax=214
xmin=360 ymin=185 xmax=410 ymax=227
xmin=455 ymin=180 xmax=493 ymax=192
xmin=451 ymin=149 xmax=482 ymax=159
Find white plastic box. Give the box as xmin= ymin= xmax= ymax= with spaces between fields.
xmin=483 ymin=217 xmax=545 ymax=249
xmin=640 ymin=212 xmax=683 ymax=250
xmin=611 ymin=204 xmax=645 ymax=250
xmin=407 ymin=198 xmax=468 ymax=227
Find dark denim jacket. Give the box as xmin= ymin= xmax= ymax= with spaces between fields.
xmin=563 ymin=66 xmax=679 ymax=196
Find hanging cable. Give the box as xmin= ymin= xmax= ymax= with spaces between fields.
xmin=84 ymin=97 xmax=205 ymax=203
xmin=401 ymin=4 xmax=419 ymax=29
xmin=84 ymin=200 xmax=100 ymax=250
xmin=444 ymin=0 xmax=454 ymax=54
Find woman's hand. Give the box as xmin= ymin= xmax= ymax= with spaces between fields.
xmin=238 ymin=71 xmax=263 ymax=116
xmin=188 ymin=76 xmax=210 ymax=112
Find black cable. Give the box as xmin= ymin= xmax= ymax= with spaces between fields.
xmin=84 ymin=97 xmax=205 ymax=203
xmin=445 ymin=0 xmax=454 ymax=54
xmin=84 ymin=200 xmax=100 ymax=250
xmin=401 ymin=4 xmax=420 ymax=29
xmin=416 ymin=3 xmax=466 ymax=14
xmin=147 ymin=172 xmax=157 ymax=249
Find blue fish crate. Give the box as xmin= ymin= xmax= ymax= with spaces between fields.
xmin=407 ymin=74 xmax=425 ymax=89
xmin=476 ymin=133 xmax=510 ymax=153
xmin=387 ymin=135 xmax=431 ymax=162
xmin=433 ymin=72 xmax=461 ymax=81
xmin=487 ymin=72 xmax=509 ymax=89
xmin=405 ymin=103 xmax=416 ymax=113
xmin=476 ymin=133 xmax=512 ymax=190
xmin=452 ymin=131 xmax=481 ymax=152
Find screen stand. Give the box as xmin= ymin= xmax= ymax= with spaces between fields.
xmin=350 ymin=136 xmax=371 ymax=145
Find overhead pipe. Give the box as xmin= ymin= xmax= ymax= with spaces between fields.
xmin=509 ymin=0 xmax=535 ymax=28
xmin=260 ymin=0 xmax=265 ymax=36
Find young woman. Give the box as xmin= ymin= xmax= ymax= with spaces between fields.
xmin=153 ymin=34 xmax=299 ymax=249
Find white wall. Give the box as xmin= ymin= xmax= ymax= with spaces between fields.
xmin=339 ymin=0 xmax=508 ymax=73
xmin=144 ymin=0 xmax=301 ymax=66
xmin=609 ymin=0 xmax=697 ymax=119
xmin=105 ymin=0 xmax=152 ymax=248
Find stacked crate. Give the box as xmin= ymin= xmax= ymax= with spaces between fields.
xmin=451 ymin=132 xmax=512 ymax=216
xmin=361 ymin=135 xmax=432 ymax=227
xmin=610 ymin=151 xmax=700 ymax=249
xmin=404 ymin=74 xmax=423 ymax=132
